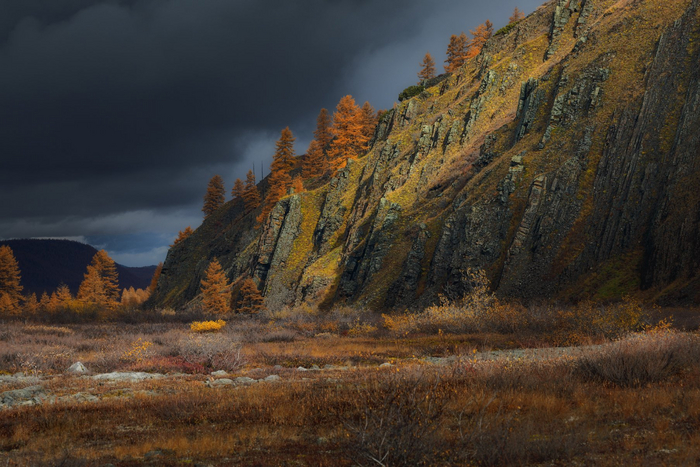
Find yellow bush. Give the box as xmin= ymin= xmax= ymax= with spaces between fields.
xmin=190 ymin=320 xmax=226 ymax=333
xmin=122 ymin=338 xmax=153 ymax=362
xmin=348 ymin=318 xmax=378 ymax=336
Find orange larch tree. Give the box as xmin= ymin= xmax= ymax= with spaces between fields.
xmin=234 ymin=278 xmax=265 ymax=314
xmin=172 ymin=226 xmax=193 ymax=247
xmin=445 ymin=32 xmax=469 ymax=72
xmin=202 ymin=174 xmax=225 ymax=218
xmin=200 ymin=258 xmax=231 ymax=314
xmin=77 ymin=264 xmax=107 ymax=306
xmin=0 ymin=245 xmax=23 ymax=314
xmin=23 ymin=293 xmax=38 ymax=315
xmin=291 ymin=176 xmax=304 ymax=194
xmin=418 ymin=52 xmax=436 ymax=81
xmin=231 ymin=178 xmax=245 ymax=199
xmin=360 ymin=101 xmax=378 ymax=144
xmin=314 ymin=108 xmax=333 ymax=152
xmin=258 ymin=127 xmax=296 ymax=223
xmin=328 ymin=95 xmax=366 ymax=171
xmin=466 ymin=20 xmax=494 ymax=59
xmin=77 ymin=250 xmax=120 ymax=307
xmin=510 ymin=7 xmax=525 ymax=23
xmin=243 ymin=170 xmax=261 ymax=213
xmin=302 ymin=139 xmax=326 ymax=178
xmin=148 ymin=262 xmax=163 ymax=295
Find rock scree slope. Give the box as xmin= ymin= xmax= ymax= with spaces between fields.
xmin=152 ymin=0 xmax=700 ymax=310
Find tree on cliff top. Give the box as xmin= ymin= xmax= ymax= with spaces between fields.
xmin=445 ymin=32 xmax=469 ymax=72
xmin=329 ymin=95 xmax=368 ymax=171
xmin=510 ymin=7 xmax=525 ymax=23
xmin=314 ymin=108 xmax=333 ymax=152
xmin=466 ymin=20 xmax=493 ymax=59
xmin=418 ymin=52 xmax=436 ymax=81
xmin=203 ymin=175 xmax=225 ymax=218
xmin=243 ymin=170 xmax=261 ymax=213
xmin=172 ymin=226 xmax=193 ymax=247
xmin=258 ymin=127 xmax=296 ymax=223
xmin=231 ymin=178 xmax=245 ymax=199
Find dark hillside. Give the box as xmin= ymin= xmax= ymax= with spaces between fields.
xmin=0 ymin=239 xmax=156 ymax=296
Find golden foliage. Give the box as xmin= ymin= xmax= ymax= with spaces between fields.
xmin=200 ymin=258 xmax=231 ymax=314
xmin=231 ymin=177 xmax=245 ymax=199
xmin=171 ymin=227 xmax=193 ymax=247
xmin=258 ymin=127 xmax=296 ymax=222
xmin=121 ymin=338 xmax=153 ymax=362
xmin=418 ymin=52 xmax=436 ymax=81
xmin=314 ymin=108 xmax=333 ymax=152
xmin=190 ymin=319 xmax=226 ymax=333
xmin=509 ymin=7 xmax=525 ymax=23
xmin=0 ymin=245 xmax=23 ymax=314
xmin=202 ymin=174 xmax=225 ymax=218
xmin=466 ymin=20 xmax=493 ymax=59
xmin=444 ymin=32 xmax=469 ymax=72
xmin=328 ymin=95 xmax=369 ymax=171
xmin=235 ymin=278 xmax=265 ymax=314
xmin=148 ymin=262 xmax=163 ymax=295
xmin=121 ymin=287 xmax=150 ymax=308
xmin=77 ymin=250 xmax=120 ymax=308
xmin=243 ymin=170 xmax=261 ymax=213
xmin=302 ymin=139 xmax=326 ymax=178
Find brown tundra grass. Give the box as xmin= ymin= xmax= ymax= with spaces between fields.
xmin=0 ymin=303 xmax=698 ymax=465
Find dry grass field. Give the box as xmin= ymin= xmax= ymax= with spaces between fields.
xmin=1 ymin=300 xmax=699 ymax=466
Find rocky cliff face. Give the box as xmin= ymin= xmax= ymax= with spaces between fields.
xmin=152 ymin=0 xmax=700 ymax=310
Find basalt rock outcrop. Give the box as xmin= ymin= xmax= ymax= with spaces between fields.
xmin=152 ymin=0 xmax=700 ymax=310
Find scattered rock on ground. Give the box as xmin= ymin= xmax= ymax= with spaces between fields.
xmin=210 ymin=370 xmax=228 ymax=377
xmin=263 ymin=375 xmax=281 ymax=382
xmin=234 ymin=377 xmax=257 ymax=385
xmin=67 ymin=362 xmax=89 ymax=374
xmin=92 ymin=372 xmax=165 ymax=382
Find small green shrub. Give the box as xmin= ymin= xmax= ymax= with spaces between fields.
xmin=398 ymin=85 xmax=425 ymax=102
xmin=495 ymin=21 xmax=521 ymax=37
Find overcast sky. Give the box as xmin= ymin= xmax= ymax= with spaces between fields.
xmin=0 ymin=0 xmax=544 ymax=266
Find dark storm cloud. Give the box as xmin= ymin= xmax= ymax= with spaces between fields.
xmin=0 ymin=0 xmax=544 ymax=265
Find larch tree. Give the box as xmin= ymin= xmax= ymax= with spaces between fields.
xmin=466 ymin=20 xmax=494 ymax=59
xmin=24 ymin=293 xmax=38 ymax=315
xmin=77 ymin=250 xmax=120 ymax=307
xmin=418 ymin=52 xmax=437 ymax=81
xmin=172 ymin=226 xmax=194 ymax=247
xmin=200 ymin=258 xmax=231 ymax=314
xmin=231 ymin=178 xmax=245 ymax=199
xmin=510 ymin=7 xmax=525 ymax=23
xmin=360 ymin=101 xmax=378 ymax=144
xmin=148 ymin=262 xmax=163 ymax=295
xmin=328 ymin=95 xmax=366 ymax=171
xmin=258 ymin=127 xmax=296 ymax=223
xmin=39 ymin=292 xmax=51 ymax=312
xmin=202 ymin=174 xmax=225 ymax=218
xmin=0 ymin=245 xmax=23 ymax=314
xmin=235 ymin=278 xmax=265 ymax=314
xmin=77 ymin=265 xmax=107 ymax=306
xmin=445 ymin=32 xmax=469 ymax=72
xmin=291 ymin=176 xmax=304 ymax=194
xmin=243 ymin=170 xmax=261 ymax=213
xmin=302 ymin=139 xmax=326 ymax=178
xmin=92 ymin=250 xmax=120 ymax=303
xmin=314 ymin=108 xmax=334 ymax=152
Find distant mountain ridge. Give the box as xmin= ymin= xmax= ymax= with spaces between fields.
xmin=0 ymin=239 xmax=156 ymax=296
